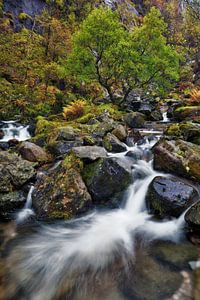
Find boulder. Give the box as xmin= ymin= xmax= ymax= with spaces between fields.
xmin=56 ymin=126 xmax=76 ymax=141
xmin=72 ymin=146 xmax=107 ymax=161
xmin=150 ymin=111 xmax=163 ymax=121
xmin=47 ymin=139 xmax=83 ymax=157
xmin=32 ymin=162 xmax=92 ymax=220
xmin=82 ymin=157 xmax=132 ymax=204
xmin=124 ymin=112 xmax=146 ymax=128
xmin=0 ymin=151 xmax=36 ymax=192
xmin=103 ymin=133 xmax=127 ymax=153
xmin=138 ymin=103 xmax=154 ymax=116
xmin=0 ymin=142 xmax=9 ymax=150
xmin=0 ymin=191 xmax=26 ymax=220
xmin=153 ymin=139 xmax=200 ymax=182
xmin=174 ymin=106 xmax=200 ymax=122
xmin=112 ymin=125 xmax=127 ymax=141
xmin=185 ymin=201 xmax=200 ymax=230
xmin=165 ymin=122 xmax=200 ymax=145
xmin=146 ymin=176 xmax=198 ymax=218
xmin=18 ymin=141 xmax=50 ymax=163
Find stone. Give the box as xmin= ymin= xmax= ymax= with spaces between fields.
xmin=124 ymin=112 xmax=146 ymax=128
xmin=112 ymin=124 xmax=127 ymax=141
xmin=0 ymin=130 xmax=4 ymax=139
xmin=146 ymin=176 xmax=198 ymax=218
xmin=165 ymin=122 xmax=200 ymax=145
xmin=56 ymin=126 xmax=76 ymax=141
xmin=32 ymin=162 xmax=92 ymax=220
xmin=0 ymin=151 xmax=36 ymax=192
xmin=153 ymin=139 xmax=200 ymax=182
xmin=174 ymin=106 xmax=200 ymax=122
xmin=18 ymin=141 xmax=50 ymax=163
xmin=82 ymin=157 xmax=132 ymax=204
xmin=103 ymin=133 xmax=127 ymax=153
xmin=185 ymin=201 xmax=200 ymax=230
xmin=72 ymin=146 xmax=107 ymax=161
xmin=48 ymin=139 xmax=83 ymax=157
xmin=0 ymin=191 xmax=26 ymax=220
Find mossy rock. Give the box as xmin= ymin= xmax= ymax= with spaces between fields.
xmin=174 ymin=106 xmax=200 ymax=121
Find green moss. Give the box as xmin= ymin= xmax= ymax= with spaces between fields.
xmin=165 ymin=123 xmax=181 ymax=137
xmin=49 ymin=210 xmax=72 ymax=220
xmin=76 ymin=113 xmax=93 ymax=124
xmin=96 ymin=103 xmax=124 ymax=120
xmin=63 ymin=152 xmax=83 ymax=171
xmin=18 ymin=13 xmax=31 ymax=20
xmin=175 ymin=106 xmax=199 ymax=112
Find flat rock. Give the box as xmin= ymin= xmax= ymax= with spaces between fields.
xmin=72 ymin=146 xmax=107 ymax=161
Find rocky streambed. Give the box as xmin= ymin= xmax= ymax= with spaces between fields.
xmin=0 ymin=107 xmax=200 ymax=300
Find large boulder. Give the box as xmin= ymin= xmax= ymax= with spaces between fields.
xmin=103 ymin=133 xmax=127 ymax=153
xmin=0 ymin=151 xmax=36 ymax=192
xmin=112 ymin=124 xmax=127 ymax=141
xmin=56 ymin=126 xmax=76 ymax=141
xmin=82 ymin=157 xmax=132 ymax=204
xmin=185 ymin=201 xmax=200 ymax=230
xmin=124 ymin=112 xmax=146 ymax=128
xmin=32 ymin=161 xmax=92 ymax=220
xmin=153 ymin=139 xmax=200 ymax=182
xmin=174 ymin=106 xmax=200 ymax=122
xmin=47 ymin=139 xmax=83 ymax=157
xmin=72 ymin=146 xmax=107 ymax=161
xmin=146 ymin=176 xmax=198 ymax=218
xmin=0 ymin=191 xmax=26 ymax=220
xmin=18 ymin=141 xmax=50 ymax=163
xmin=165 ymin=122 xmax=200 ymax=145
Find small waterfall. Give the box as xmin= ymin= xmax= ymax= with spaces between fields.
xmin=0 ymin=122 xmax=31 ymax=142
xmin=16 ymin=186 xmax=35 ymax=224
xmin=161 ymin=112 xmax=170 ymax=123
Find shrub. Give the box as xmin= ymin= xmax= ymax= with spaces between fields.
xmin=63 ymin=100 xmax=86 ymax=120
xmin=188 ymin=89 xmax=200 ymax=105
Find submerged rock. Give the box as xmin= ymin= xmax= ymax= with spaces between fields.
xmin=103 ymin=133 xmax=127 ymax=153
xmin=185 ymin=201 xmax=200 ymax=230
xmin=0 ymin=151 xmax=36 ymax=192
xmin=0 ymin=191 xmax=26 ymax=220
xmin=18 ymin=141 xmax=50 ymax=163
xmin=124 ymin=112 xmax=146 ymax=128
xmin=82 ymin=157 xmax=132 ymax=204
xmin=32 ymin=161 xmax=92 ymax=220
xmin=146 ymin=176 xmax=198 ymax=218
xmin=153 ymin=139 xmax=200 ymax=182
xmin=72 ymin=146 xmax=107 ymax=161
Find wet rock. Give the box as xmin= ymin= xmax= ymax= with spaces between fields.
xmin=8 ymin=139 xmax=19 ymax=147
xmin=153 ymin=139 xmax=200 ymax=182
xmin=18 ymin=141 xmax=50 ymax=163
xmin=103 ymin=133 xmax=127 ymax=153
xmin=150 ymin=111 xmax=163 ymax=121
xmin=127 ymin=129 xmax=143 ymax=144
xmin=0 ymin=130 xmax=4 ymax=139
xmin=0 ymin=142 xmax=9 ymax=150
xmin=139 ymin=103 xmax=154 ymax=116
xmin=47 ymin=139 xmax=83 ymax=157
xmin=146 ymin=176 xmax=198 ymax=218
xmin=0 ymin=151 xmax=36 ymax=192
xmin=72 ymin=146 xmax=107 ymax=161
xmin=112 ymin=125 xmax=127 ymax=141
xmin=82 ymin=157 xmax=132 ymax=204
xmin=124 ymin=112 xmax=146 ymax=128
xmin=185 ymin=201 xmax=200 ymax=230
xmin=0 ymin=191 xmax=26 ymax=220
xmin=32 ymin=162 xmax=92 ymax=220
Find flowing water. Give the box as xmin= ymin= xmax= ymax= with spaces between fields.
xmin=0 ymin=123 xmax=198 ymax=300
xmin=0 ymin=121 xmax=31 ymax=142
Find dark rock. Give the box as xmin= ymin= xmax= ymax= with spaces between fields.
xmin=0 ymin=142 xmax=9 ymax=150
xmin=153 ymin=139 xmax=200 ymax=182
xmin=124 ymin=112 xmax=146 ymax=128
xmin=0 ymin=191 xmax=26 ymax=220
xmin=32 ymin=162 xmax=92 ymax=220
xmin=127 ymin=129 xmax=143 ymax=144
xmin=174 ymin=106 xmax=200 ymax=122
xmin=150 ymin=111 xmax=163 ymax=121
xmin=139 ymin=103 xmax=154 ymax=116
xmin=82 ymin=157 xmax=132 ymax=204
xmin=0 ymin=130 xmax=4 ymax=139
xmin=18 ymin=141 xmax=50 ymax=163
xmin=185 ymin=201 xmax=200 ymax=230
xmin=125 ymin=150 xmax=143 ymax=161
xmin=0 ymin=151 xmax=36 ymax=192
xmin=8 ymin=139 xmax=19 ymax=147
xmin=112 ymin=125 xmax=127 ymax=141
xmin=72 ymin=146 xmax=107 ymax=161
xmin=146 ymin=176 xmax=198 ymax=218
xmin=103 ymin=133 xmax=127 ymax=153
xmin=47 ymin=139 xmax=83 ymax=157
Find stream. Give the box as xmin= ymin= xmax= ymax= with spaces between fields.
xmin=0 ymin=114 xmax=199 ymax=300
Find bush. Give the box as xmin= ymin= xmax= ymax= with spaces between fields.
xmin=63 ymin=100 xmax=86 ymax=120
xmin=188 ymin=88 xmax=200 ymax=105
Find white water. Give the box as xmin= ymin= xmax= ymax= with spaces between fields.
xmin=8 ymin=135 xmax=188 ymax=300
xmin=0 ymin=122 xmax=31 ymax=142
xmin=162 ymin=112 xmax=170 ymax=123
xmin=16 ymin=186 xmax=35 ymax=224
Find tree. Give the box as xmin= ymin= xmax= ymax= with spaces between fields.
xmin=66 ymin=7 xmax=180 ymax=102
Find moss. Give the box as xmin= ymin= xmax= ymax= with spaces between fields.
xmin=76 ymin=113 xmax=93 ymax=124
xmin=175 ymin=106 xmax=199 ymax=112
xmin=49 ymin=210 xmax=72 ymax=220
xmin=18 ymin=13 xmax=31 ymax=21
xmin=82 ymin=159 xmax=102 ymax=183
xmin=165 ymin=123 xmax=181 ymax=137
xmin=63 ymin=152 xmax=83 ymax=172
xmin=96 ymin=103 xmax=124 ymax=120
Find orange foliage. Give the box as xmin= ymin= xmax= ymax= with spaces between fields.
xmin=63 ymin=100 xmax=86 ymax=120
